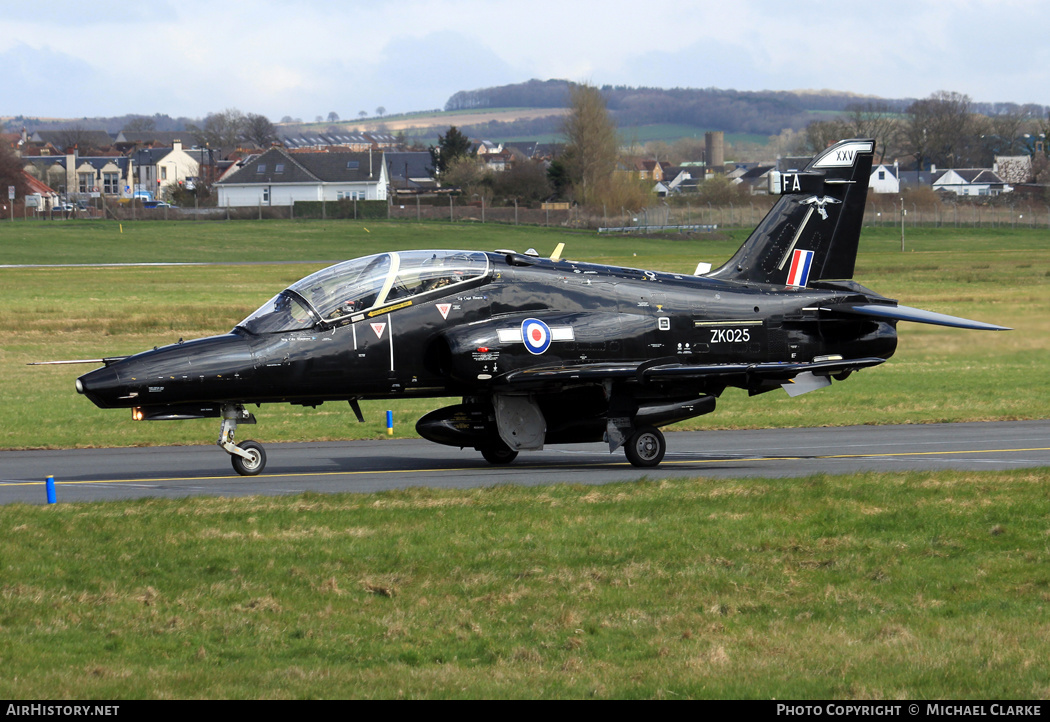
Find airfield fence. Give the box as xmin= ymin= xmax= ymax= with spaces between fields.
xmin=9 ymin=196 xmax=1050 ymax=231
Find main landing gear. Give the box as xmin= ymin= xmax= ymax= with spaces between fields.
xmin=218 ymin=404 xmax=266 ymax=476
xmin=478 ymin=440 xmax=519 ymax=465
xmin=474 ymin=425 xmax=668 ymax=468
xmin=624 ymin=425 xmax=666 ymax=468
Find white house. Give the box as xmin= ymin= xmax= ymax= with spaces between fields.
xmin=654 ymin=168 xmax=693 ymax=196
xmin=131 ymin=140 xmax=200 ymax=198
xmin=932 ymin=169 xmax=1012 ymax=197
xmin=869 ymin=163 xmax=900 ymax=194
xmin=732 ymin=165 xmax=774 ymax=194
xmin=216 ymin=148 xmax=388 ymax=207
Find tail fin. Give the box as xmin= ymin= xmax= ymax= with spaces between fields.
xmin=708 ymin=138 xmax=875 ymax=286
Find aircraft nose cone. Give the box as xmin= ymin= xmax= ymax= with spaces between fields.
xmin=77 ymin=333 xmax=256 ymax=409
xmin=77 ymin=363 xmax=124 ymax=407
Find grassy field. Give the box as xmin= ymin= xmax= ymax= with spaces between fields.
xmin=1 ymin=469 xmax=1048 ymax=698
xmin=1 ymin=220 xmax=1048 ymax=698
xmin=1 ymin=221 xmax=1047 ymax=449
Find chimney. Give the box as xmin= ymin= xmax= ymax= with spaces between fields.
xmin=705 ymin=131 xmax=725 ymax=171
xmin=66 ymin=150 xmax=77 ymax=196
xmin=173 ymin=139 xmax=182 ymax=152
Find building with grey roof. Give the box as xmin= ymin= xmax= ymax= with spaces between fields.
xmin=216 ymin=147 xmax=388 ymax=207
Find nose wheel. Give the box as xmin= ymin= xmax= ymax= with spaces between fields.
xmin=231 ymin=440 xmax=266 ymax=476
xmin=218 ymin=404 xmax=266 ymax=476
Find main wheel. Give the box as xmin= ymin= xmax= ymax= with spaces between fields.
xmin=231 ymin=440 xmax=267 ymax=476
xmin=479 ymin=442 xmax=518 ymax=465
xmin=624 ymin=426 xmax=666 ymax=467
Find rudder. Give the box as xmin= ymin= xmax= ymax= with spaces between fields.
xmin=707 ymin=139 xmax=875 ymax=286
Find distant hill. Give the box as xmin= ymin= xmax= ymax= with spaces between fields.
xmin=444 ymin=79 xmax=910 ymax=137
xmin=9 ymin=80 xmax=1043 ymax=152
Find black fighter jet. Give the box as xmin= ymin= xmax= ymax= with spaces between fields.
xmin=74 ymin=139 xmax=1008 ymax=475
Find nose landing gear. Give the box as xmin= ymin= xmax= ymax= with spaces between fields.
xmin=218 ymin=404 xmax=266 ymax=476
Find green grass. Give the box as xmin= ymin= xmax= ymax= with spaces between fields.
xmin=1 ymin=469 xmax=1048 ymax=698
xmin=0 ymin=219 xmax=601 ymax=265
xmin=2 ymin=220 xmax=1048 ymax=699
xmin=1 ymin=221 xmax=1047 ymax=449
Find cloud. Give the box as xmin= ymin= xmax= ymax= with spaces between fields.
xmin=0 ymin=44 xmax=107 ymax=117
xmin=3 ymin=1 xmax=1050 ymax=120
xmin=372 ymin=31 xmax=520 ymax=110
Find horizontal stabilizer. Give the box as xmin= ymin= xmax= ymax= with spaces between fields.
xmin=842 ymin=304 xmax=1011 ymax=331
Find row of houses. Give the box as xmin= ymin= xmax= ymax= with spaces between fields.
xmin=21 ymin=140 xmax=210 ymax=203
xmin=727 ymin=157 xmax=1022 ymax=198
xmin=215 ymin=138 xmax=572 ymax=206
xmin=10 ymin=123 xmax=573 ymax=210
xmin=8 ymin=127 xmax=430 ymax=209
xmin=8 ymin=123 xmax=1034 ymax=209
xmin=616 ymin=155 xmax=1022 ymax=199
xmin=15 ymin=146 xmax=436 ymax=210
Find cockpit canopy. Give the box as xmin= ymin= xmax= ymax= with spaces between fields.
xmin=238 ymin=250 xmax=490 ymax=334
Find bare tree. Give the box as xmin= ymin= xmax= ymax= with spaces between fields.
xmin=975 ymin=107 xmax=1042 ymax=165
xmin=376 ymin=106 xmax=386 ymax=118
xmin=124 ymin=115 xmax=157 ymax=133
xmin=904 ymin=91 xmax=975 ymax=169
xmin=0 ymin=144 xmax=28 ymax=197
xmin=803 ymin=119 xmax=849 ymax=155
xmin=52 ymin=125 xmax=95 ymax=153
xmin=327 ymin=111 xmax=340 ymax=123
xmin=843 ymin=101 xmax=900 ymax=162
xmin=562 ymin=82 xmax=619 ymax=207
xmin=490 ymin=158 xmax=552 ymax=203
xmin=1036 ymin=112 xmax=1050 ymax=158
xmin=440 ymin=156 xmax=490 ymax=199
xmin=243 ymin=113 xmax=278 ymax=147
xmin=188 ymin=109 xmax=247 ymax=150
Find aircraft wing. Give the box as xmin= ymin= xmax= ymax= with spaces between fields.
xmin=831 ymin=303 xmax=1011 ymax=331
xmin=495 ymin=356 xmax=887 ymax=390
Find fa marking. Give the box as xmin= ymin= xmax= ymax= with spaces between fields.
xmin=783 ymin=173 xmax=802 ymax=192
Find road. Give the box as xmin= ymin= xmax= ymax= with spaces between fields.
xmin=2 ymin=420 xmax=1048 ymax=505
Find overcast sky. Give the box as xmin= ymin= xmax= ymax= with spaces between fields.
xmin=3 ymin=0 xmax=1047 ymax=121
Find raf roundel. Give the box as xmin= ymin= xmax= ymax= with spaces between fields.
xmin=521 ymin=318 xmax=552 ymax=355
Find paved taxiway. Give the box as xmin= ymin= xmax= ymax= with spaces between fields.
xmin=1 ymin=420 xmax=1047 ymax=505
